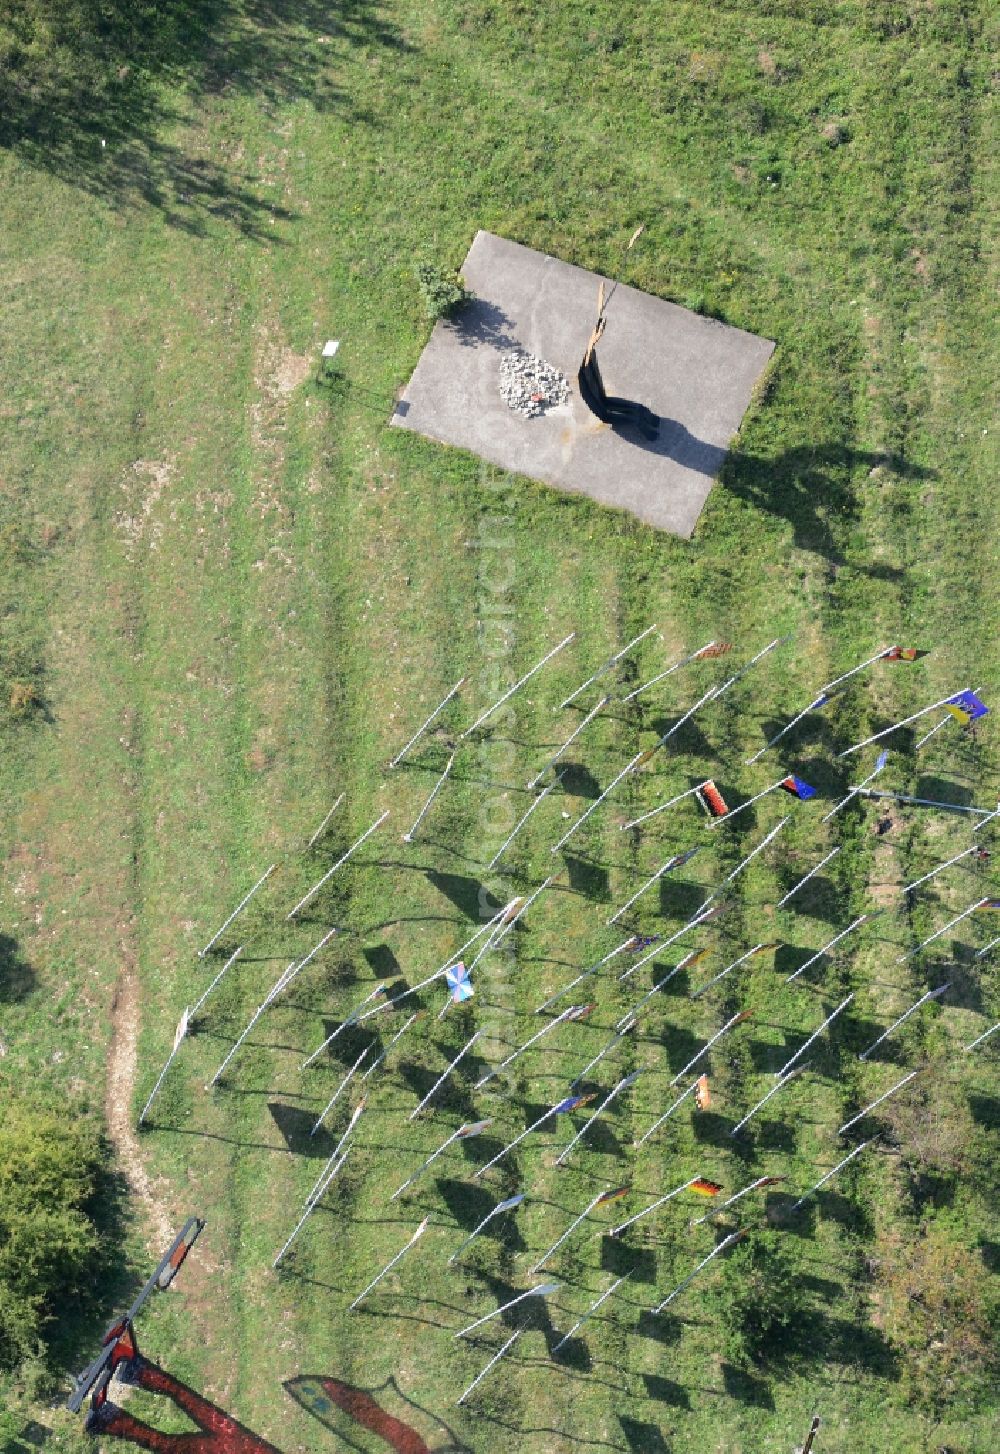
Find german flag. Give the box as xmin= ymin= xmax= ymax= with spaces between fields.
xmin=595 ymin=1185 xmax=630 ymax=1206
xmin=689 ymin=1177 xmax=723 ymax=1197
xmin=883 ymin=647 xmax=930 ymax=661
xmin=697 ymin=781 xmax=729 ymax=818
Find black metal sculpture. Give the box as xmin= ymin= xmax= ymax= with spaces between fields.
xmin=577 ymin=226 xmax=659 ymax=443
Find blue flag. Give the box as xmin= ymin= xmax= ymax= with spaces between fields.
xmin=780 ymin=774 xmax=818 ymax=800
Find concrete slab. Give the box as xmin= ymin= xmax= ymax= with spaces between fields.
xmin=391 ymin=231 xmax=775 ymax=538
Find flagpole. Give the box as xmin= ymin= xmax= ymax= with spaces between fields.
xmin=531 ymin=1192 xmax=606 ymax=1271
xmin=528 ymin=701 xmax=607 ymax=790
xmin=457 ymin=1327 xmax=525 ymax=1405
xmin=391 ymin=1126 xmax=465 ymax=1199
xmin=708 ymin=776 xmax=784 ymax=828
xmin=553 ymin=1272 xmax=632 ymax=1353
xmin=973 ymin=801 xmax=1000 ymax=835
xmin=634 ymin=1078 xmax=699 ymax=1149
xmin=616 ymin=954 xmax=698 ymax=1029
xmin=350 ymin=1219 xmax=430 ymax=1309
xmin=555 ymin=1071 xmax=641 ymax=1166
xmin=304 ymin=1099 xmax=367 ymax=1204
xmin=361 ymin=1011 xmax=420 ymax=1081
xmin=610 ymin=1179 xmax=703 ymax=1238
xmin=838 ymin=1070 xmax=921 ymax=1135
xmin=802 ymin=1415 xmax=822 ymax=1454
xmin=669 ymin=1010 xmax=750 ymax=1086
xmin=311 ymin=1045 xmax=371 ymax=1134
xmin=550 ymin=748 xmax=648 ymax=854
xmin=454 ymin=1284 xmax=559 ymax=1339
xmin=690 ymin=944 xmax=772 ymax=1001
xmin=776 ymin=847 xmax=841 ymax=908
xmin=138 ymin=1009 xmax=190 ymax=1125
xmin=461 ymin=634 xmax=576 ymax=738
xmin=492 ymin=874 xmax=558 ymax=945
xmin=412 ymin=1029 xmax=483 ymax=1117
xmin=775 ymin=994 xmax=854 ymax=1078
xmin=649 ymin=684 xmax=720 ymax=753
xmin=286 ymin=810 xmax=390 ymax=918
xmin=189 ymin=944 xmax=244 ymax=1020
xmin=476 ymin=1010 xmax=579 ymax=1089
xmin=652 ymin=1231 xmax=744 ymax=1313
xmin=822 ymin=647 xmax=894 ymax=694
xmin=467 ymin=899 xmax=524 ymax=973
xmin=402 ymin=753 xmax=455 ymax=842
xmin=389 ymin=677 xmax=466 ymax=767
xmin=357 ymin=903 xmax=517 ymax=1024
xmin=618 ymin=905 xmax=716 ymax=983
xmin=838 ymin=691 xmax=969 ymax=758
xmin=965 ymin=1019 xmax=1000 ymax=1051
xmin=790 ymin=1140 xmax=873 ymax=1212
xmin=690 ymin=1175 xmax=781 ymax=1227
xmin=207 ymin=960 xmax=297 ymax=1088
xmin=474 ymin=1101 xmax=578 ymax=1178
xmin=560 ymin=625 xmax=657 ymax=709
xmin=896 ymin=897 xmax=990 ymax=961
xmin=821 ymin=753 xmax=888 ymax=822
xmin=620 ymin=781 xmax=707 ymax=832
xmin=449 ymin=1193 xmax=524 ymax=1264
xmin=273 ymin=1149 xmax=351 ymax=1269
xmin=571 ymin=1016 xmax=637 ymax=1087
xmin=535 ymin=937 xmax=636 ymax=1014
xmin=721 ymin=818 xmax=788 ymax=886
xmin=301 ymin=982 xmax=383 ymax=1069
xmin=731 ymin=1069 xmax=804 ymax=1136
xmin=858 ymin=984 xmax=949 ymax=1060
xmin=198 ymin=865 xmax=277 ymax=957
xmin=745 ymin=695 xmax=828 ymax=766
xmin=785 ymin=915 xmax=874 ymax=983
xmin=901 ymin=846 xmax=979 ymax=894
xmin=857 ymin=787 xmax=993 ymax=818
xmin=488 ymin=778 xmax=564 ymax=869
xmin=975 ymin=934 xmax=1000 ymax=961
xmin=607 ymin=847 xmax=700 ymax=926
xmin=307 ymin=793 xmax=345 ymax=849
xmin=619 ymin=641 xmax=716 ymax=704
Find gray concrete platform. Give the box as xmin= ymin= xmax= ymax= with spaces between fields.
xmin=391 ymin=231 xmax=775 ymax=538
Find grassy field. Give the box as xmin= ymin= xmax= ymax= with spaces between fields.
xmin=1 ymin=2 xmax=998 ymax=1452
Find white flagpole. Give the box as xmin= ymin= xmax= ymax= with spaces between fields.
xmin=858 ymin=788 xmax=993 ymax=817
xmin=454 ymin=1284 xmax=559 ymax=1339
xmin=552 ymin=1272 xmax=631 ymax=1352
xmin=785 ymin=915 xmax=875 ymax=983
xmin=973 ymin=801 xmax=1000 ymax=835
xmin=392 ymin=1125 xmax=466 ymax=1199
xmin=550 ymin=749 xmax=648 ymax=854
xmin=896 ymin=896 xmax=990 ymax=961
xmin=301 ymin=982 xmax=384 ymax=1069
xmin=690 ymin=1175 xmax=780 ymax=1226
xmin=975 ymin=934 xmax=1000 ymax=961
xmin=560 ymin=625 xmax=658 ymax=708
xmin=292 ymin=926 xmax=343 ymax=993
xmin=411 ymin=1029 xmax=483 ymax=1117
xmin=776 ymin=847 xmax=841 ymax=908
xmin=649 ymin=685 xmax=720 ymax=754
xmin=620 ymin=781 xmax=708 ymax=832
xmin=457 ymin=1327 xmax=524 ymax=1405
xmin=609 ymin=1178 xmax=700 ymax=1238
xmin=571 ymin=1016 xmax=637 ymax=1088
xmin=858 ymin=984 xmax=950 ymax=1060
xmin=708 ymin=776 xmax=784 ymax=828
xmin=775 ymin=994 xmax=854 ymax=1078
xmin=531 ymin=1192 xmax=605 ymax=1270
xmin=361 ymin=1011 xmax=420 ymax=1080
xmin=555 ymin=1071 xmax=641 ymax=1166
xmin=488 ymin=778 xmax=564 ymax=869
xmin=138 ymin=1008 xmax=190 ymax=1125
xmin=389 ymin=677 xmax=466 ymax=768
xmin=529 ymin=701 xmax=608 ymax=789
xmin=607 ymin=848 xmax=700 ymax=926
xmin=634 ymin=1078 xmax=700 ymax=1149
xmin=722 ymin=818 xmax=788 ymax=886
xmin=790 ymin=1140 xmax=873 ymax=1212
xmin=492 ymin=874 xmax=558 ymax=946
xmin=311 ymin=1045 xmax=371 ymax=1134
xmin=467 ymin=900 xmax=525 ymax=974
xmin=745 ymin=695 xmax=828 ymax=766
xmin=536 ymin=937 xmax=638 ymax=1014
xmin=304 ymin=1099 xmax=367 ymax=1205
xmin=357 ymin=908 xmax=516 ymax=1027
xmin=350 ymin=1218 xmax=430 ymax=1309
xmin=838 ymin=1070 xmax=921 ymax=1134
xmin=690 ymin=944 xmax=772 ymax=1001
xmin=707 ymin=637 xmax=787 ymax=707
xmin=731 ymin=1068 xmax=804 ymax=1136
xmin=307 ymin=793 xmax=345 ymax=849
xmin=618 ymin=906 xmax=716 ymax=984
xmin=286 ymin=810 xmax=390 ymax=919
xmin=669 ymin=1010 xmax=750 ymax=1086
xmin=449 ymin=1194 xmax=524 ymax=1264
xmin=838 ymin=690 xmax=969 ymax=758
xmin=190 ymin=944 xmax=244 ymax=1019
xmin=402 ymin=754 xmax=455 ymax=842
xmin=966 ymin=1019 xmax=1000 ymax=1051
xmin=618 ymin=641 xmax=717 ymax=704
xmin=461 ymin=634 xmax=576 ymax=739
xmin=822 ymin=647 xmax=895 ymax=694
xmin=901 ymin=846 xmax=979 ymax=894
xmin=476 ymin=1009 xmax=579 ymax=1089
xmin=616 ymin=954 xmax=698 ymax=1029
xmin=198 ymin=865 xmax=276 ymax=957
xmin=207 ymin=960 xmax=297 ymax=1088
xmin=822 ymin=755 xmax=889 ymax=823
xmin=653 ymin=1231 xmax=744 ymax=1313
xmin=301 ymin=1137 xmax=354 ymax=1212
xmin=474 ymin=1101 xmax=580 ymax=1178
xmin=273 ymin=1149 xmax=352 ymax=1269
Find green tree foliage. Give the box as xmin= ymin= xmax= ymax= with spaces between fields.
xmin=708 ymin=1226 xmax=806 ymax=1366
xmin=413 ymin=262 xmax=469 ymax=323
xmin=0 ymin=1100 xmax=102 ymax=1372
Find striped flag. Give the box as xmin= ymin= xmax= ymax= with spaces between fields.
xmin=694 ymin=1074 xmax=710 ymax=1110
xmin=697 ymin=781 xmax=729 ymax=818
xmin=595 ymin=1185 xmax=630 ymax=1207
xmin=689 ymin=1178 xmax=723 ymax=1197
xmin=693 ymin=642 xmax=734 ymax=659
xmin=883 ymin=647 xmax=930 ymax=661
xmin=780 ymin=774 xmax=818 ymax=800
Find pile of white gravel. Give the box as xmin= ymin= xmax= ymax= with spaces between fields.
xmin=498 ymin=350 xmax=570 ymax=418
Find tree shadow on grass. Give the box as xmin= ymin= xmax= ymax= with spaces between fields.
xmin=0 ymin=931 xmax=34 ymax=1001
xmin=1 ymin=0 xmax=410 ymax=236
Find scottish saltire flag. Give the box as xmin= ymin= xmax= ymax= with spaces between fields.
xmin=554 ymin=1093 xmax=595 ymax=1115
xmin=883 ymin=647 xmax=930 ymax=661
xmin=945 ymin=690 xmax=989 ymax=725
xmin=445 ymin=962 xmax=474 ymax=1003
xmin=780 ymin=774 xmax=818 ymax=800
